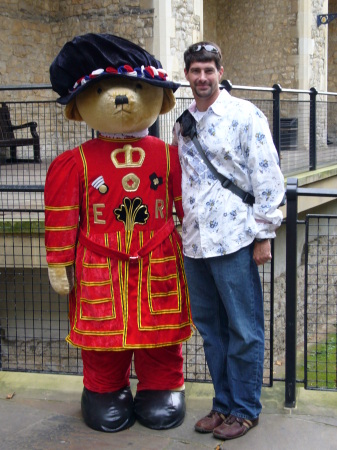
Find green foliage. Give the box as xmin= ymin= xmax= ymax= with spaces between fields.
xmin=305 ymin=334 xmax=337 ymax=389
xmin=2 ymin=221 xmax=45 ymax=234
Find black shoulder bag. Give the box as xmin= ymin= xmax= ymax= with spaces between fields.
xmin=176 ymin=109 xmax=255 ymax=206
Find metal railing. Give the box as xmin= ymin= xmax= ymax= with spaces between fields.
xmin=2 ymin=181 xmax=337 ymax=407
xmin=285 ymin=178 xmax=337 ymax=406
xmin=1 ymin=82 xmax=337 ymax=180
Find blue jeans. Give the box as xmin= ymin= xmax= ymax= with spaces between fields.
xmin=184 ymin=244 xmax=264 ymax=420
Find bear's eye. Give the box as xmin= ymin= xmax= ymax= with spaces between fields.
xmin=136 ymin=83 xmax=143 ymax=90
xmin=97 ymin=87 xmax=103 ymax=94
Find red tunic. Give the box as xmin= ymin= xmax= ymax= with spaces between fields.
xmin=45 ymin=135 xmax=192 ymax=350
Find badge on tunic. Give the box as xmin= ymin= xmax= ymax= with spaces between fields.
xmin=122 ymin=173 xmax=140 ymax=192
xmin=149 ymin=172 xmax=163 ymax=190
xmin=114 ymin=197 xmax=149 ymax=232
xmin=111 ymin=144 xmax=145 ymax=168
xmin=92 ymin=175 xmax=109 ymax=194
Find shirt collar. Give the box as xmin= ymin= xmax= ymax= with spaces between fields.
xmin=189 ymin=88 xmax=230 ymax=117
xmin=210 ymin=89 xmax=230 ymax=116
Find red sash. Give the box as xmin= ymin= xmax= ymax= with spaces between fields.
xmin=78 ymin=216 xmax=175 ymax=262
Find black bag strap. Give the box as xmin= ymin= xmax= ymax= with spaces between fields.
xmin=176 ymin=110 xmax=255 ymax=206
xmin=191 ymin=135 xmax=255 ymax=206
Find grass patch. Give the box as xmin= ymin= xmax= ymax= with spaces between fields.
xmin=298 ymin=334 xmax=337 ymax=389
xmin=2 ymin=220 xmax=45 ymax=234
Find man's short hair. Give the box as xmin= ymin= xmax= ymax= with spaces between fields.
xmin=184 ymin=42 xmax=222 ymax=72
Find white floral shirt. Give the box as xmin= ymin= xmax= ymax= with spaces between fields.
xmin=172 ymin=89 xmax=285 ymax=259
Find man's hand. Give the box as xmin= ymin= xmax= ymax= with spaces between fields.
xmin=253 ymin=240 xmax=272 ymax=266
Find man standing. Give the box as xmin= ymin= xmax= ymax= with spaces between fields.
xmin=172 ymin=42 xmax=284 ymax=441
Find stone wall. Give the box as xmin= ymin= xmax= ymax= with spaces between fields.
xmin=0 ymin=0 xmax=201 ymax=90
xmin=1 ymin=0 xmax=335 ymax=94
xmin=202 ymin=0 xmax=332 ymax=91
xmin=0 ymin=1 xmax=54 ymax=87
xmin=54 ymin=0 xmax=155 ymax=52
xmin=209 ymin=0 xmax=298 ymax=88
xmin=170 ymin=0 xmax=203 ymax=83
xmin=311 ymin=0 xmax=329 ymax=91
xmin=328 ymin=0 xmax=337 ymax=93
xmin=0 ymin=0 xmax=156 ymax=101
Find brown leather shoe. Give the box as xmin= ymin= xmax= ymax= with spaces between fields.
xmin=213 ymin=414 xmax=259 ymax=440
xmin=195 ymin=410 xmax=226 ymax=433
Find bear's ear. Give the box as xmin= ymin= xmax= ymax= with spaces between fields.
xmin=64 ymin=98 xmax=83 ymax=121
xmin=160 ymin=89 xmax=176 ymax=115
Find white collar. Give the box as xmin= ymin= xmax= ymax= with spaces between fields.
xmin=100 ymin=129 xmax=149 ymax=139
xmin=189 ymin=89 xmax=230 ymax=117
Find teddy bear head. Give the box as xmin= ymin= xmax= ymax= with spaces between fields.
xmin=50 ymin=33 xmax=180 ymax=134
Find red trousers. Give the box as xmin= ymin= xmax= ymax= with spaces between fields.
xmin=82 ymin=344 xmax=184 ymax=393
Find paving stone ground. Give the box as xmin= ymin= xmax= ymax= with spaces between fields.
xmin=0 ymin=372 xmax=337 ymax=450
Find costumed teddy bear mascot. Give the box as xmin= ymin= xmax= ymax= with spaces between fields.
xmin=44 ymin=33 xmax=193 ymax=432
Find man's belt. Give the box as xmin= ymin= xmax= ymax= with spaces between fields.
xmin=78 ymin=217 xmax=175 ymax=262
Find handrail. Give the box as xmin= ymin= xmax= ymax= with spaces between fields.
xmin=178 ymin=80 xmax=337 ymax=96
xmin=2 ymin=82 xmax=337 ymax=96
xmin=0 ymin=185 xmax=44 ymax=192
xmin=0 ymin=84 xmax=52 ymax=91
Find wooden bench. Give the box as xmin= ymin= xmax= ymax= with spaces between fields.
xmin=0 ymin=102 xmax=41 ymax=163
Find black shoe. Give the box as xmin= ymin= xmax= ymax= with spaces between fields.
xmin=134 ymin=390 xmax=186 ymax=430
xmin=81 ymin=386 xmax=135 ymax=432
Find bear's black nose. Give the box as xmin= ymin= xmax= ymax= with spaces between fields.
xmin=115 ymin=95 xmax=129 ymax=106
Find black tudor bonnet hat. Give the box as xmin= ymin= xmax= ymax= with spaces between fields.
xmin=50 ymin=33 xmax=180 ymax=105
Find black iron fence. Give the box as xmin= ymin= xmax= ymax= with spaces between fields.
xmin=305 ymin=214 xmax=337 ymax=391
xmin=285 ymin=179 xmax=337 ymax=406
xmin=1 ymin=84 xmax=337 ymax=407
xmin=2 ymin=181 xmax=337 ymax=407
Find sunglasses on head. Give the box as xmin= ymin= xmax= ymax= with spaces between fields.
xmin=190 ymin=44 xmax=219 ymax=54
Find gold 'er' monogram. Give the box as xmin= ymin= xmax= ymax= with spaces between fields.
xmin=111 ymin=144 xmax=145 ymax=168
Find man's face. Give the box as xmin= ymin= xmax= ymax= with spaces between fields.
xmin=184 ymin=60 xmax=224 ymax=101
